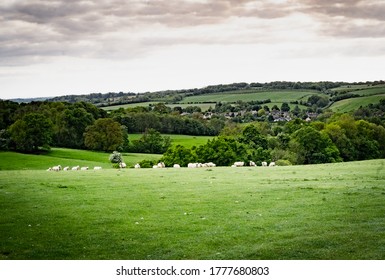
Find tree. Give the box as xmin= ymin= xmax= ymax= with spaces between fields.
xmin=161 ymin=145 xmax=197 ymax=167
xmin=290 ymin=126 xmax=341 ymax=164
xmin=56 ymin=107 xmax=94 ymax=148
xmin=9 ymin=113 xmax=54 ymax=152
xmin=129 ymin=129 xmax=171 ymax=154
xmin=84 ymin=118 xmax=126 ymax=152
xmin=281 ymin=102 xmax=290 ymax=112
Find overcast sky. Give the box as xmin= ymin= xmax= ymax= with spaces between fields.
xmin=1 ymin=0 xmax=384 ymax=99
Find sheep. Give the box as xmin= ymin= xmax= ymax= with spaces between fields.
xmin=52 ymin=165 xmax=62 ymax=172
xmin=262 ymin=161 xmax=268 ymax=167
xmin=63 ymin=166 xmax=70 ymax=171
xmin=94 ymin=166 xmax=102 ymax=170
xmin=72 ymin=165 xmax=80 ymax=171
xmin=81 ymin=167 xmax=89 ymax=170
xmin=188 ymin=163 xmax=198 ymax=168
xmin=157 ymin=162 xmax=165 ymax=168
xmin=206 ymin=162 xmax=216 ymax=167
xmin=46 ymin=167 xmax=52 ymax=171
xmin=152 ymin=165 xmax=158 ymax=168
xmin=119 ymin=162 xmax=127 ymax=168
xmin=249 ymin=161 xmax=256 ymax=167
xmin=173 ymin=164 xmax=181 ymax=168
xmin=134 ymin=163 xmax=141 ymax=169
xmin=269 ymin=162 xmax=276 ymax=167
xmin=233 ymin=161 xmax=244 ymax=167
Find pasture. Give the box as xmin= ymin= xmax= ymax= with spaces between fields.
xmin=1 ymin=154 xmax=385 ymax=260
xmin=181 ymin=90 xmax=321 ymax=104
xmin=330 ymin=94 xmax=385 ymax=113
xmin=128 ymin=133 xmax=213 ymax=149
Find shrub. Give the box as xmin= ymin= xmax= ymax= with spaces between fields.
xmin=109 ymin=151 xmax=123 ymax=164
xmin=276 ymin=159 xmax=292 ymax=166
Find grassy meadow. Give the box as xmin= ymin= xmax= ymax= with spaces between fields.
xmin=329 ymin=94 xmax=385 ymax=113
xmin=1 ymin=150 xmax=385 ymax=260
xmin=128 ymin=133 xmax=213 ymax=149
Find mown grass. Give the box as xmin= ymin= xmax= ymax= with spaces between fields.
xmin=128 ymin=134 xmax=213 ymax=149
xmin=1 ymin=156 xmax=384 ymax=260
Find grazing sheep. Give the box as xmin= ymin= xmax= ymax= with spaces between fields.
xmin=262 ymin=161 xmax=268 ymax=167
xmin=233 ymin=161 xmax=244 ymax=167
xmin=52 ymin=165 xmax=62 ymax=171
xmin=188 ymin=163 xmax=197 ymax=168
xmin=81 ymin=167 xmax=89 ymax=170
xmin=152 ymin=165 xmax=158 ymax=168
xmin=206 ymin=162 xmax=216 ymax=167
xmin=94 ymin=166 xmax=102 ymax=170
xmin=173 ymin=164 xmax=181 ymax=168
xmin=249 ymin=161 xmax=256 ymax=167
xmin=134 ymin=163 xmax=141 ymax=169
xmin=269 ymin=162 xmax=276 ymax=167
xmin=157 ymin=162 xmax=165 ymax=168
xmin=63 ymin=166 xmax=70 ymax=171
xmin=119 ymin=162 xmax=127 ymax=168
xmin=72 ymin=165 xmax=80 ymax=171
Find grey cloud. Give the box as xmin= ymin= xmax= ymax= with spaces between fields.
xmin=295 ymin=0 xmax=385 ymax=38
xmin=0 ymin=0 xmax=295 ymax=64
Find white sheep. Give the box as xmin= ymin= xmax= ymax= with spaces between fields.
xmin=52 ymin=165 xmax=62 ymax=171
xmin=119 ymin=162 xmax=127 ymax=168
xmin=173 ymin=164 xmax=181 ymax=168
xmin=81 ymin=167 xmax=89 ymax=170
xmin=63 ymin=166 xmax=70 ymax=171
xmin=72 ymin=165 xmax=80 ymax=171
xmin=157 ymin=162 xmax=165 ymax=168
xmin=262 ymin=161 xmax=268 ymax=167
xmin=134 ymin=163 xmax=141 ymax=169
xmin=249 ymin=161 xmax=256 ymax=167
xmin=188 ymin=163 xmax=197 ymax=168
xmin=269 ymin=162 xmax=276 ymax=167
xmin=233 ymin=161 xmax=244 ymax=167
xmin=94 ymin=166 xmax=102 ymax=170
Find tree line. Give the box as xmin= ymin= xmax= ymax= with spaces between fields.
xmin=1 ymin=98 xmax=384 ymax=167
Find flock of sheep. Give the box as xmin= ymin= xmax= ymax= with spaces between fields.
xmin=47 ymin=161 xmax=276 ymax=171
xmin=130 ymin=161 xmax=276 ymax=169
xmin=46 ymin=165 xmax=102 ymax=171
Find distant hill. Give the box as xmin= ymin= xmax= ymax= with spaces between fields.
xmin=9 ymin=97 xmax=51 ymax=103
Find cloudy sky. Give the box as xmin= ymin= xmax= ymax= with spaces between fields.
xmin=1 ymin=0 xmax=384 ymax=99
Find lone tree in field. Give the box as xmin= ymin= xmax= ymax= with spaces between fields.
xmin=84 ymin=118 xmax=126 ymax=152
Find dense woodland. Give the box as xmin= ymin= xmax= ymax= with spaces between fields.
xmin=1 ymin=81 xmax=385 ymax=166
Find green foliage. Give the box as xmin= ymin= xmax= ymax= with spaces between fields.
xmin=195 ymin=136 xmax=249 ymax=166
xmin=275 ymin=159 xmax=292 ymax=166
xmin=161 ymin=145 xmax=197 ymax=167
xmin=137 ymin=159 xmax=156 ymax=168
xmin=290 ymin=126 xmax=341 ymax=164
xmin=84 ymin=118 xmax=126 ymax=152
xmin=9 ymin=113 xmax=54 ymax=152
xmin=128 ymin=129 xmax=172 ymax=154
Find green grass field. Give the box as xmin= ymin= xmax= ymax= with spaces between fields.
xmin=128 ymin=134 xmax=213 ymax=149
xmin=330 ymin=94 xmax=385 ymax=113
xmin=1 ymin=150 xmax=384 ymax=260
xmin=0 ymin=149 xmax=162 ymax=170
xmin=182 ymin=90 xmax=322 ymax=104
